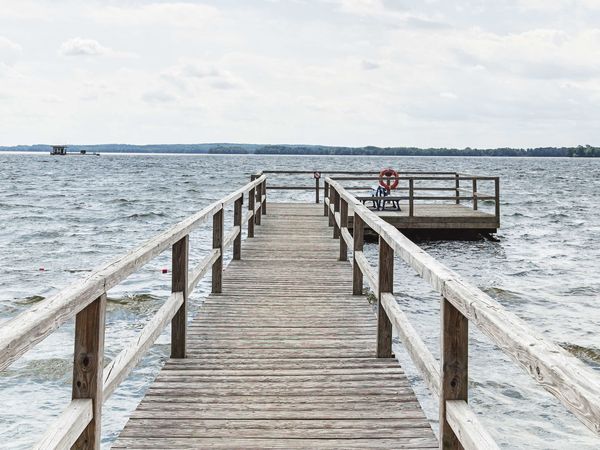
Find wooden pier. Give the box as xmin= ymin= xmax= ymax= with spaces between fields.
xmin=1 ymin=171 xmax=599 ymax=449
xmin=114 ymin=203 xmax=437 ymax=448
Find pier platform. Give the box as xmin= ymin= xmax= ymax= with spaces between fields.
xmin=113 ymin=203 xmax=437 ymax=449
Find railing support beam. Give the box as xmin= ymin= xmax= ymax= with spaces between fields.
xmin=248 ymin=187 xmax=255 ymax=238
xmin=233 ymin=195 xmax=243 ymax=260
xmin=212 ymin=208 xmax=224 ymax=293
xmin=323 ymin=181 xmax=329 ymax=216
xmin=72 ymin=293 xmax=106 ymax=450
xmin=262 ymin=179 xmax=267 ymax=215
xmin=171 ymin=235 xmax=188 ymax=358
xmin=255 ymin=183 xmax=262 ymax=225
xmin=333 ymin=188 xmax=340 ymax=239
xmin=352 ymin=214 xmax=364 ymax=295
xmin=440 ymin=296 xmax=468 ymax=450
xmin=377 ymin=237 xmax=393 ymax=358
xmin=339 ymin=198 xmax=348 ymax=261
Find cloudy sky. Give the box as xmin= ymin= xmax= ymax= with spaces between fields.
xmin=1 ymin=0 xmax=599 ymax=147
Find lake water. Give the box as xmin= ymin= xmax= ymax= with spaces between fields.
xmin=0 ymin=153 xmax=598 ymax=449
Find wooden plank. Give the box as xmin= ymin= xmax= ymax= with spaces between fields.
xmin=381 ymin=292 xmax=440 ymax=397
xmin=377 ymin=237 xmax=393 ymax=358
xmin=354 ymin=251 xmax=378 ymax=294
xmin=440 ymin=297 xmax=468 ymax=450
xmin=211 ymin=208 xmax=224 ymax=294
xmin=72 ymin=293 xmax=106 ymax=449
xmin=188 ymin=249 xmax=220 ymax=294
xmin=339 ymin=198 xmax=348 ymax=261
xmin=446 ymin=400 xmax=499 ymax=450
xmin=32 ymin=399 xmax=93 ymax=450
xmin=171 ymin=235 xmax=188 ymax=359
xmin=233 ymin=195 xmax=243 ymax=259
xmin=103 ymin=293 xmax=183 ymax=400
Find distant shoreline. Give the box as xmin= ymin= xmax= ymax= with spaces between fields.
xmin=0 ymin=144 xmax=598 ymax=157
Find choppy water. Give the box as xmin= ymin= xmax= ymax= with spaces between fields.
xmin=0 ymin=153 xmax=598 ymax=449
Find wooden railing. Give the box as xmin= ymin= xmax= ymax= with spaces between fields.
xmin=325 ymin=177 xmax=600 ymax=449
xmin=260 ymin=170 xmax=500 ymax=220
xmin=329 ymin=175 xmax=500 ymax=218
xmin=0 ymin=175 xmax=267 ymax=449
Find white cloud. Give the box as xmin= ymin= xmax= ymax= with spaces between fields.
xmin=59 ymin=37 xmax=110 ymax=56
xmin=91 ymin=2 xmax=219 ymax=27
xmin=142 ymin=89 xmax=178 ymax=104
xmin=161 ymin=61 xmax=246 ymax=93
xmin=0 ymin=36 xmax=22 ymax=64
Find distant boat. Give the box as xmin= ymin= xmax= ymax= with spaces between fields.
xmin=50 ymin=145 xmax=100 ymax=156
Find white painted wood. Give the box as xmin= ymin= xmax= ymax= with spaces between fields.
xmin=446 ymin=400 xmax=499 ymax=450
xmin=32 ymin=399 xmax=93 ymax=450
xmin=103 ymin=292 xmax=184 ymax=400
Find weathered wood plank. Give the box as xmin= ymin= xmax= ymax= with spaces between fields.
xmin=103 ymin=293 xmax=183 ymax=400
xmin=72 ymin=293 xmax=106 ymax=449
xmin=32 ymin=399 xmax=93 ymax=450
xmin=446 ymin=400 xmax=499 ymax=450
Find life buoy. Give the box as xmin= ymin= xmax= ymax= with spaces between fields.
xmin=379 ymin=168 xmax=399 ymax=190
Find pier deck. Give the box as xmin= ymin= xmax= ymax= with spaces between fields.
xmin=113 ymin=203 xmax=437 ymax=449
xmin=350 ymin=204 xmax=498 ymax=232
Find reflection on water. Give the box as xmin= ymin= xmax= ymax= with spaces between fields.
xmin=0 ymin=153 xmax=599 ymax=449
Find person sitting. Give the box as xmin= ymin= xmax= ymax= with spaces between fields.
xmin=368 ymin=185 xmax=400 ymax=211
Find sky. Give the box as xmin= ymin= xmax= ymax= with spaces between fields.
xmin=1 ymin=0 xmax=600 ymax=148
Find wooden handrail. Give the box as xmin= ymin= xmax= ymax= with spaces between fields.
xmin=326 ymin=177 xmax=600 ymax=446
xmin=4 ymin=175 xmax=266 ymax=449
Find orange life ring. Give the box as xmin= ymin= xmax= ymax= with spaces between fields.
xmin=379 ymin=168 xmax=399 ymax=190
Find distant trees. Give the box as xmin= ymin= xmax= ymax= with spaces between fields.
xmin=1 ymin=144 xmax=599 ymax=157
xmin=567 ymin=145 xmax=600 ymax=157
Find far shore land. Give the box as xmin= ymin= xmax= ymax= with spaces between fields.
xmin=0 ymin=143 xmax=599 ymax=157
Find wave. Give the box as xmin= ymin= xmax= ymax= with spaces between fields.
xmin=561 ymin=343 xmax=600 ymax=367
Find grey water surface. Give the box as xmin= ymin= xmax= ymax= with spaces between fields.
xmin=0 ymin=153 xmax=598 ymax=448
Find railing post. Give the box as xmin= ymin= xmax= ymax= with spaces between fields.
xmin=328 ymin=187 xmax=335 ymax=227
xmin=472 ymin=178 xmax=478 ymax=211
xmin=494 ymin=177 xmax=500 ymax=219
xmin=352 ymin=213 xmax=364 ymax=295
xmin=248 ymin=187 xmax=255 ymax=238
xmin=455 ymin=173 xmax=460 ymax=204
xmin=339 ymin=198 xmax=348 ymax=261
xmin=262 ymin=179 xmax=267 ymax=215
xmin=333 ymin=188 xmax=340 ymax=239
xmin=233 ymin=195 xmax=243 ymax=260
xmin=315 ymin=177 xmax=320 ymax=204
xmin=212 ymin=207 xmax=224 ymax=293
xmin=377 ymin=237 xmax=393 ymax=358
xmin=323 ymin=181 xmax=329 ymax=216
xmin=72 ymin=293 xmax=106 ymax=449
xmin=409 ymin=178 xmax=414 ymax=217
xmin=440 ymin=297 xmax=468 ymax=449
xmin=255 ymin=182 xmax=262 ymax=225
xmin=171 ymin=235 xmax=188 ymax=358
